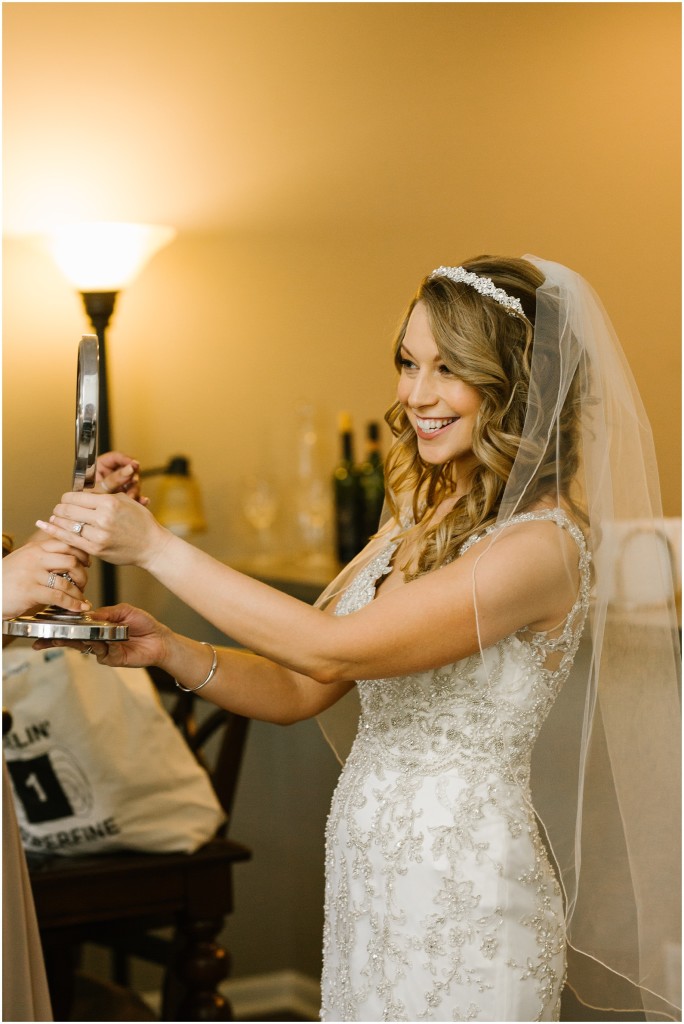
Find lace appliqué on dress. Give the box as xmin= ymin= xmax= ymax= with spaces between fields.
xmin=321 ymin=509 xmax=590 ymax=1023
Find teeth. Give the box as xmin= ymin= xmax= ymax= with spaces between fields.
xmin=416 ymin=417 xmax=456 ymax=432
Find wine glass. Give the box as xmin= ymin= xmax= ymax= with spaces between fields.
xmin=297 ymin=476 xmax=330 ymax=564
xmin=241 ymin=475 xmax=279 ymax=561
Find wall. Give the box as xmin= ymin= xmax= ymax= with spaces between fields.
xmin=3 ymin=0 xmax=681 ymax=992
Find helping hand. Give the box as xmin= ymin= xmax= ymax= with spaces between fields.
xmin=2 ymin=539 xmax=91 ymax=619
xmin=95 ymin=451 xmax=150 ymax=505
xmin=32 ymin=603 xmax=170 ymax=668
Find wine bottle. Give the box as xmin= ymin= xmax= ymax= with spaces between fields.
xmin=359 ymin=421 xmax=385 ymax=542
xmin=295 ymin=403 xmax=328 ymax=558
xmin=332 ymin=412 xmax=363 ymax=562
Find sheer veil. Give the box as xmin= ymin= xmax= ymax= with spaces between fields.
xmin=316 ymin=256 xmax=681 ymax=1019
xmin=515 ymin=257 xmax=681 ymax=1020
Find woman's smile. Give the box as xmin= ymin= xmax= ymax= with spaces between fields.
xmin=414 ymin=415 xmax=459 ymax=439
xmin=396 ymin=302 xmax=482 ymax=470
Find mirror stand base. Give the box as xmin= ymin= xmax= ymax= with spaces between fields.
xmin=3 ymin=608 xmax=128 ymax=641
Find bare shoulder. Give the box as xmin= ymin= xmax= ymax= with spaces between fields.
xmin=458 ymin=513 xmax=582 ymax=567
xmin=441 ymin=513 xmax=583 ymax=638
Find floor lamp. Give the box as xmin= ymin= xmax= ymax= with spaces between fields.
xmin=48 ymin=222 xmax=176 ymax=605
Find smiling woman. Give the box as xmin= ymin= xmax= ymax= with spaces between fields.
xmin=396 ymin=306 xmax=484 ymax=472
xmin=33 ymin=254 xmax=680 ymax=1022
xmin=384 ymin=256 xmax=549 ymax=580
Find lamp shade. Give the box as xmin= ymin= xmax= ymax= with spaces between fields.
xmin=154 ymin=457 xmax=207 ymax=537
xmin=48 ymin=222 xmax=176 ymax=291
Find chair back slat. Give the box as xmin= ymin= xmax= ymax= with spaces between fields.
xmin=145 ymin=665 xmax=250 ymax=832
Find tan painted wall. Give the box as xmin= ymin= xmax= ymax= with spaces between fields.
xmin=2 ymin=1 xmax=681 ymax=990
xmin=3 ymin=4 xmax=680 ymax=564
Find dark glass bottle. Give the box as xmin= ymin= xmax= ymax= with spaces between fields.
xmin=359 ymin=421 xmax=385 ymax=543
xmin=332 ymin=412 xmax=363 ymax=562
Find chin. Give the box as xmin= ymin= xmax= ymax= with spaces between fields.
xmin=418 ymin=451 xmax=454 ymax=468
xmin=417 ymin=441 xmax=457 ymax=464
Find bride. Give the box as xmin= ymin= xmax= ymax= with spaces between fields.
xmin=35 ymin=256 xmax=680 ymax=1022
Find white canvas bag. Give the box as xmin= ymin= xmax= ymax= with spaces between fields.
xmin=2 ymin=646 xmax=225 ymax=856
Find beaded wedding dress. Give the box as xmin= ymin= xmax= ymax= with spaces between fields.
xmin=320 ymin=508 xmax=591 ymax=1023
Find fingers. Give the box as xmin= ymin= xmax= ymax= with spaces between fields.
xmin=38 ymin=539 xmax=91 ymax=567
xmin=40 ymin=548 xmax=89 ymax=586
xmin=35 ymin=517 xmax=97 ymax=555
xmin=51 ymin=492 xmax=122 ymax=524
xmin=58 ymin=491 xmax=102 ymax=510
xmin=35 ymin=493 xmax=116 ymax=552
xmin=46 ymin=565 xmax=88 ymax=594
xmin=97 ymin=463 xmax=138 ymax=496
xmin=42 ymin=569 xmax=90 ymax=612
xmin=33 ymin=637 xmax=114 ymax=664
xmin=95 ymin=456 xmax=149 ymax=505
xmin=1 ymin=538 xmax=92 ymax=619
xmin=96 ymin=451 xmax=139 ymax=477
xmin=80 ymin=640 xmax=111 ymax=662
xmin=37 ymin=492 xmax=158 ymax=570
xmin=90 ymin=602 xmax=136 ymax=624
xmin=46 ymin=590 xmax=92 ymax=613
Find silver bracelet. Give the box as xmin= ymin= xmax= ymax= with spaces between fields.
xmin=175 ymin=642 xmax=219 ymax=693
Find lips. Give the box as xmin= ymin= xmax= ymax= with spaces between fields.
xmin=414 ymin=416 xmax=458 ymax=439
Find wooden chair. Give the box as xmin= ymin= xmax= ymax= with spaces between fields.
xmin=27 ymin=667 xmax=251 ymax=1022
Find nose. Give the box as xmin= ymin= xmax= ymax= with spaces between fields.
xmin=408 ymin=369 xmax=437 ymax=409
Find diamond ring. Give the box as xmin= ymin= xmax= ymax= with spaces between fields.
xmin=47 ymin=572 xmax=56 ymax=588
xmin=73 ymin=522 xmax=85 ymax=535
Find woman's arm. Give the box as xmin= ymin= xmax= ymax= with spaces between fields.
xmin=168 ymin=641 xmax=356 ymax=724
xmin=34 ymin=603 xmax=355 ymax=725
xmin=38 ymin=493 xmax=580 ymax=683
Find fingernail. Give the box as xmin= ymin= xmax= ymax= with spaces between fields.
xmin=35 ymin=520 xmax=48 ymax=530
xmin=81 ymin=602 xmax=91 ymax=610
xmin=123 ymin=464 xmax=134 ymax=475
xmin=49 ymin=515 xmax=56 ymax=523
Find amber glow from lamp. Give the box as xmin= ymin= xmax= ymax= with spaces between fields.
xmin=144 ymin=456 xmax=207 ymax=537
xmin=48 ymin=222 xmax=176 ymax=291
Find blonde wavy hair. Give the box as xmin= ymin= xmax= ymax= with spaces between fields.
xmin=383 ymin=255 xmax=585 ymax=576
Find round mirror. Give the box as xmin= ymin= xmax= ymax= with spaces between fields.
xmin=2 ymin=333 xmax=127 ymax=640
xmin=73 ymin=335 xmax=99 ymax=491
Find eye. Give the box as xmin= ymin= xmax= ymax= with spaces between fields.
xmin=438 ymin=363 xmax=456 ymax=377
xmin=398 ymin=355 xmax=416 ymax=371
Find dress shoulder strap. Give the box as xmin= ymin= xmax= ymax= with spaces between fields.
xmin=458 ymin=507 xmax=590 ymax=566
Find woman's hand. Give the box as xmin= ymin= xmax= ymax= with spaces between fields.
xmin=2 ymin=539 xmax=91 ymax=619
xmin=95 ymin=451 xmax=149 ymax=505
xmin=32 ymin=603 xmax=170 ymax=669
xmin=35 ymin=491 xmax=171 ymax=570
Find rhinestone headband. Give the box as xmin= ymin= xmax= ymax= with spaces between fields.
xmin=429 ymin=266 xmax=525 ymax=317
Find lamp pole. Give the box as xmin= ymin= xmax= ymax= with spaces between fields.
xmin=80 ymin=290 xmax=119 ymax=604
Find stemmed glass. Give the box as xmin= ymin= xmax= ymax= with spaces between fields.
xmin=296 ymin=477 xmax=330 ymax=564
xmin=241 ymin=475 xmax=279 ymax=562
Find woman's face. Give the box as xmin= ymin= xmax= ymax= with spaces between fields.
xmin=397 ymin=302 xmax=483 ymax=473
